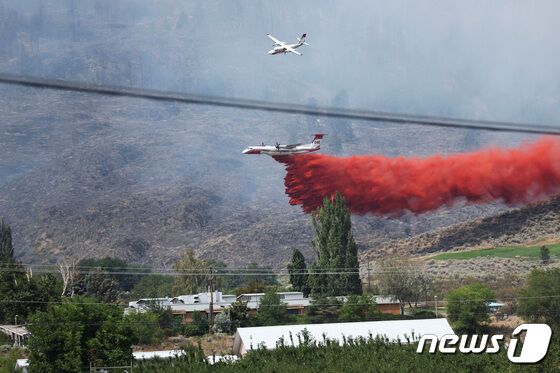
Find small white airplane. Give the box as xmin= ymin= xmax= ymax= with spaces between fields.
xmin=243 ymin=134 xmax=324 ymax=157
xmin=267 ymin=33 xmax=309 ymax=56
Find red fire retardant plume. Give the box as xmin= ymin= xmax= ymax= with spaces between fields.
xmin=275 ymin=138 xmax=560 ymax=216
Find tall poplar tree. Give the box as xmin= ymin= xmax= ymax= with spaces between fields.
xmin=0 ymin=219 xmax=14 ymax=263
xmin=309 ymin=193 xmax=362 ymax=296
xmin=288 ymin=249 xmax=309 ymax=296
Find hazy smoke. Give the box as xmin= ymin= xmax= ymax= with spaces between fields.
xmin=276 ymin=138 xmax=560 ymax=216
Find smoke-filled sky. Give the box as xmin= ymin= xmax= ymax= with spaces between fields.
xmin=1 ymin=0 xmax=560 ymax=126
xmin=3 ymin=1 xmax=560 ymax=264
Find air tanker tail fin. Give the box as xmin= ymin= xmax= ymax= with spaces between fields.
xmin=312 ymin=133 xmax=324 ymax=146
xmin=297 ymin=33 xmax=309 ymax=46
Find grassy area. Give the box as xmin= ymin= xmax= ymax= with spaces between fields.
xmin=0 ymin=333 xmax=10 ymax=345
xmin=431 ymin=243 xmax=560 ymax=260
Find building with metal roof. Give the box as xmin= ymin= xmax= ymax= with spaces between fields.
xmin=0 ymin=325 xmax=31 ymax=346
xmin=232 ymin=318 xmax=455 ymax=356
xmin=237 ymin=292 xmax=311 ymax=315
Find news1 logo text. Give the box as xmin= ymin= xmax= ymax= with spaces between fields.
xmin=416 ymin=324 xmax=552 ymax=364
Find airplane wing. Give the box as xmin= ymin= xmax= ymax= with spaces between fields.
xmin=267 ymin=34 xmax=283 ymax=45
xmin=285 ymin=45 xmax=302 ymax=55
xmin=284 ymin=143 xmax=302 ymax=149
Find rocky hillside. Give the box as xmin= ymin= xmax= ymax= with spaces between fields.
xmin=361 ymin=195 xmax=560 ymax=262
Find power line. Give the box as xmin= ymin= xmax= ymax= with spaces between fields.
xmin=0 ymin=263 xmax=551 ymax=276
xmin=0 ymin=294 xmax=558 ymax=307
xmin=1 ymin=72 xmax=560 ymax=135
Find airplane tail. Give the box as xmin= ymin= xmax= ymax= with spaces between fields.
xmin=312 ymin=133 xmax=324 ymax=146
xmin=297 ymin=33 xmax=310 ymax=46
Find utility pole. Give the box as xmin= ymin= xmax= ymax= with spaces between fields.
xmin=209 ymin=267 xmax=214 ymax=333
xmin=367 ymin=262 xmax=371 ymax=293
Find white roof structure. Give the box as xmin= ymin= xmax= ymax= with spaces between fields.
xmin=237 ymin=292 xmax=310 ymax=310
xmin=14 ymin=359 xmax=29 ymax=372
xmin=233 ymin=318 xmax=455 ymax=356
xmin=206 ymin=355 xmax=239 ymax=364
xmin=133 ymin=350 xmax=185 ymax=360
xmin=127 ymin=291 xmax=236 ymax=314
xmin=334 ymin=295 xmax=400 ymax=305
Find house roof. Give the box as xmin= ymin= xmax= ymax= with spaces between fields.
xmin=0 ymin=325 xmax=31 ymax=337
xmin=132 ymin=350 xmax=185 ymax=360
xmin=233 ymin=318 xmax=454 ymax=356
xmin=373 ymin=296 xmax=401 ymax=305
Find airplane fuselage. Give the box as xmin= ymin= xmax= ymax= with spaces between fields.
xmin=242 ymin=144 xmax=319 ymax=156
xmin=243 ymin=134 xmax=323 ymax=157
xmin=268 ymin=43 xmax=303 ymax=55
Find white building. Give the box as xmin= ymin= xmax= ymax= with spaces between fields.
xmin=133 ymin=350 xmax=185 ymax=360
xmin=232 ymin=318 xmax=455 ymax=356
xmin=0 ymin=325 xmax=31 ymax=346
xmin=127 ymin=291 xmax=312 ymax=323
xmin=127 ymin=291 xmax=237 ymax=323
xmin=237 ymin=292 xmax=311 ymax=315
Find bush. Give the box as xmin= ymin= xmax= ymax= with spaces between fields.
xmin=446 ymin=283 xmax=494 ymax=333
xmin=339 ymin=295 xmax=377 ymax=322
xmin=183 ymin=311 xmax=209 ymax=337
xmin=213 ymin=312 xmax=232 ymax=334
xmin=27 ymin=297 xmax=134 ymax=372
xmin=518 ymin=268 xmax=560 ymax=330
xmin=411 ymin=309 xmax=436 ymax=318
xmin=124 ymin=312 xmax=163 ymax=345
xmin=133 ymin=332 xmax=560 ymax=372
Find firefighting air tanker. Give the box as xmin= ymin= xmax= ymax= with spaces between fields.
xmin=267 ymin=33 xmax=309 ymax=55
xmin=242 ymin=134 xmax=324 ymax=157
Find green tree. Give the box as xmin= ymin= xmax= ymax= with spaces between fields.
xmin=446 ymin=283 xmax=495 ymax=333
xmin=27 ymin=297 xmax=134 ymax=373
xmin=309 ymin=193 xmax=362 ymax=296
xmin=123 ymin=311 xmax=162 ymax=345
xmin=182 ymin=311 xmax=209 ymax=336
xmin=518 ymin=268 xmax=560 ymax=330
xmin=255 ymin=291 xmax=289 ymax=326
xmin=73 ymin=269 xmax=120 ymax=303
xmin=77 ymin=257 xmax=144 ymax=292
xmin=288 ymin=249 xmax=309 ymax=296
xmin=230 ymin=262 xmax=278 ymax=292
xmin=0 ymin=219 xmax=14 ymax=263
xmin=377 ymin=257 xmax=432 ymax=314
xmin=213 ymin=311 xmax=232 ymax=333
xmin=540 ymin=245 xmax=551 ymax=265
xmin=339 ymin=295 xmax=378 ymax=322
xmin=173 ymin=250 xmax=211 ymax=295
xmin=228 ymin=300 xmax=250 ymax=330
xmin=0 ymin=268 xmax=60 ymax=324
xmin=131 ymin=274 xmax=174 ymax=299
xmin=305 ymin=295 xmax=342 ymax=324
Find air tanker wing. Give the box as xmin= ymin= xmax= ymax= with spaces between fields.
xmin=285 ymin=46 xmax=302 ymax=55
xmin=267 ymin=34 xmax=283 ymax=44
xmin=284 ymin=143 xmax=302 ymax=149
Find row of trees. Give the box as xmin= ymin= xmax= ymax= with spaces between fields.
xmin=134 ymin=330 xmax=559 ymax=372
xmin=0 ymin=220 xmax=61 ymax=325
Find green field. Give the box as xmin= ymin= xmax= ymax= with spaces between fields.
xmin=431 ymin=243 xmax=560 ymax=260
